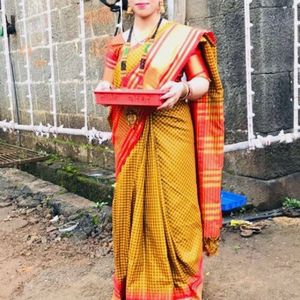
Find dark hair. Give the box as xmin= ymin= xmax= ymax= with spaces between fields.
xmin=99 ymin=0 xmax=129 ymax=35
xmin=99 ymin=0 xmax=128 ymax=11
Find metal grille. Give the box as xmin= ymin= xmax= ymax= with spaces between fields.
xmin=0 ymin=143 xmax=48 ymax=167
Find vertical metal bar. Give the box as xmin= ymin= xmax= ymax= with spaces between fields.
xmin=174 ymin=0 xmax=186 ymax=24
xmin=294 ymin=0 xmax=300 ymax=133
xmin=167 ymin=0 xmax=174 ymax=20
xmin=116 ymin=0 xmax=123 ymax=32
xmin=19 ymin=0 xmax=34 ymax=126
xmin=244 ymin=0 xmax=256 ymax=149
xmin=0 ymin=0 xmax=15 ymax=123
xmin=46 ymin=0 xmax=57 ymax=133
xmin=79 ymin=0 xmax=88 ymax=131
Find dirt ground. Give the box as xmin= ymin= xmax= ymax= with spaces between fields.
xmin=0 ymin=203 xmax=300 ymax=300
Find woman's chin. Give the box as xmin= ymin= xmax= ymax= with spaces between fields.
xmin=135 ymin=11 xmax=155 ymax=18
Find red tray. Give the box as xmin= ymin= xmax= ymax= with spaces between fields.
xmin=94 ymin=89 xmax=165 ymax=107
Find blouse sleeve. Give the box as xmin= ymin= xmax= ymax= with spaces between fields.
xmin=184 ymin=47 xmax=211 ymax=81
xmin=105 ymin=46 xmax=119 ymax=70
xmin=102 ymin=38 xmax=123 ymax=82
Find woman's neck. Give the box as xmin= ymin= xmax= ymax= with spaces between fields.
xmin=133 ymin=13 xmax=162 ymax=34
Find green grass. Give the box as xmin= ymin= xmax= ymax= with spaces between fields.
xmin=93 ymin=201 xmax=109 ymax=211
xmin=283 ymin=197 xmax=300 ymax=209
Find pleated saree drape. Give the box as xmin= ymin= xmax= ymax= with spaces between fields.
xmin=104 ymin=21 xmax=224 ymax=300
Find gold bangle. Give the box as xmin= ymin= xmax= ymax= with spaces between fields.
xmin=179 ymin=82 xmax=190 ymax=101
xmin=186 ymin=81 xmax=193 ymax=98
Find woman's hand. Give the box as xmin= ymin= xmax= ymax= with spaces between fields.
xmin=158 ymin=81 xmax=186 ymax=110
xmin=95 ymin=80 xmax=112 ymax=107
xmin=95 ymin=80 xmax=111 ymax=91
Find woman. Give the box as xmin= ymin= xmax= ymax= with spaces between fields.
xmin=96 ymin=1 xmax=224 ymax=299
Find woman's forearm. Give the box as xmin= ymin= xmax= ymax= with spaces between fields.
xmin=159 ymin=77 xmax=210 ymax=110
xmin=186 ymin=77 xmax=210 ymax=101
xmin=102 ymin=67 xmax=114 ymax=85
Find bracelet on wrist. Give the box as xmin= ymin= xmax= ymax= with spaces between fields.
xmin=179 ymin=82 xmax=190 ymax=101
xmin=186 ymin=81 xmax=193 ymax=99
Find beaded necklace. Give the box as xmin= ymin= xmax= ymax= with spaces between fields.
xmin=120 ymin=16 xmax=163 ymax=89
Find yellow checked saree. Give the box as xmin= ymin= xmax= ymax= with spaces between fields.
xmin=104 ymin=21 xmax=224 ymax=300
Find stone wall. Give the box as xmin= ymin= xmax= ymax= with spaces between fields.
xmin=0 ymin=0 xmax=114 ymax=131
xmin=186 ymin=0 xmax=300 ymax=208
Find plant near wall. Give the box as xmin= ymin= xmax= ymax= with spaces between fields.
xmin=93 ymin=201 xmax=109 ymax=211
xmin=44 ymin=153 xmax=63 ymax=165
xmin=283 ymin=197 xmax=300 ymax=209
xmin=62 ymin=163 xmax=79 ymax=175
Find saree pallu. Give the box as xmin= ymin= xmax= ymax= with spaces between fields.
xmin=105 ymin=21 xmax=224 ymax=300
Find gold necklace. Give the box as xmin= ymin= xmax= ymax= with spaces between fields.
xmin=120 ymin=16 xmax=163 ymax=89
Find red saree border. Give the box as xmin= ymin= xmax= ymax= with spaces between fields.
xmin=113 ymin=257 xmax=204 ymax=300
xmin=126 ymin=24 xmax=177 ymax=88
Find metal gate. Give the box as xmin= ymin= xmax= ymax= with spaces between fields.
xmin=0 ymin=142 xmax=48 ymax=167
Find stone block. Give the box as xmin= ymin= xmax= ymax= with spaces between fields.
xmin=18 ymin=110 xmax=31 ymax=125
xmin=88 ymin=115 xmax=107 ymax=132
xmin=68 ymin=114 xmax=85 ymax=129
xmin=44 ymin=111 xmax=55 ymax=126
xmin=224 ymin=139 xmax=300 ymax=179
xmin=94 ymin=102 xmax=109 ymax=121
xmin=14 ymin=84 xmax=28 ymax=110
xmin=48 ymin=193 xmax=94 ymax=217
xmin=51 ymin=10 xmax=63 ymax=43
xmin=0 ymin=58 xmax=9 ymax=114
xmin=59 ymin=5 xmax=81 ymax=42
xmin=251 ymin=0 xmax=291 ymax=8
xmin=86 ymin=36 xmax=107 ymax=81
xmin=88 ymin=83 xmax=100 ymax=114
xmin=187 ymin=18 xmax=208 ymax=29
xmin=56 ymin=42 xmax=82 ymax=81
xmin=84 ymin=2 xmax=115 ymax=37
xmin=223 ymin=75 xmax=248 ymax=143
xmin=7 ymin=32 xmax=19 ymax=53
xmin=251 ymin=6 xmax=293 ymax=74
xmin=57 ymin=83 xmax=77 ymax=114
xmin=51 ymin=0 xmax=69 ymax=9
xmin=9 ymin=52 xmax=23 ymax=82
xmin=206 ymin=0 xmax=244 ymax=18
xmin=86 ymin=6 xmax=116 ymax=36
xmin=21 ymin=160 xmax=114 ymax=206
xmin=73 ymin=83 xmax=84 ymax=115
xmin=74 ymin=83 xmax=96 ymax=115
xmin=29 ymin=48 xmax=51 ymax=82
xmin=186 ymin=0 xmax=208 ymax=21
xmin=58 ymin=113 xmax=70 ymax=128
xmin=252 ymin=72 xmax=293 ymax=134
xmin=5 ymin=0 xmax=16 ymax=16
xmin=0 ymin=111 xmax=13 ymax=122
xmin=0 ymin=87 xmax=10 ymax=119
xmin=223 ymin=171 xmax=300 ymax=210
xmin=33 ymin=83 xmax=51 ymax=112
xmin=33 ymin=111 xmax=46 ymax=124
xmin=208 ymin=12 xmax=245 ymax=79
xmin=27 ymin=15 xmax=48 ymax=47
xmin=102 ymin=148 xmax=114 ymax=170
xmin=26 ymin=0 xmax=47 ymax=17
xmin=16 ymin=51 xmax=29 ymax=83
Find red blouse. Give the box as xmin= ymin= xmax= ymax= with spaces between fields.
xmin=105 ymin=44 xmax=210 ymax=82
